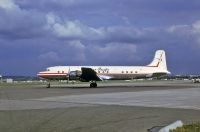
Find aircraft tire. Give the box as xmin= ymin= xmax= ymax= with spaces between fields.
xmin=46 ymin=83 xmax=50 ymax=88
xmin=90 ymin=82 xmax=97 ymax=88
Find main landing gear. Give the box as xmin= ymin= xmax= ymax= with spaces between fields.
xmin=90 ymin=81 xmax=97 ymax=88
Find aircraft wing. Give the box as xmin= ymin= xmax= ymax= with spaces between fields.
xmin=80 ymin=67 xmax=101 ymax=81
xmin=98 ymin=75 xmax=112 ymax=80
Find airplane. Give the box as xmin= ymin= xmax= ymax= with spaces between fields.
xmin=37 ymin=50 xmax=170 ymax=88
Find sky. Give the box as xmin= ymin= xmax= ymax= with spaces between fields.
xmin=1 ymin=0 xmax=200 ymax=76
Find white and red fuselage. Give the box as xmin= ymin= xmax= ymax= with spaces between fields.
xmin=37 ymin=50 xmax=170 ymax=80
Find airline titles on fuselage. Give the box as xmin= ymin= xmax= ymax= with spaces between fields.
xmin=96 ymin=67 xmax=109 ymax=73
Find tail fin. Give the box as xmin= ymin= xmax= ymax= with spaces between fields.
xmin=147 ymin=50 xmax=168 ymax=71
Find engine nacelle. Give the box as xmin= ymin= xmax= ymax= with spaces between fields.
xmin=69 ymin=70 xmax=82 ymax=80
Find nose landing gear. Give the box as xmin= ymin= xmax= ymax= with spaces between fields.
xmin=46 ymin=82 xmax=51 ymax=88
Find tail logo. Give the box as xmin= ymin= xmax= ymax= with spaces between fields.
xmin=147 ymin=53 xmax=163 ymax=67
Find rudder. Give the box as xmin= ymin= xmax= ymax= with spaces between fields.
xmin=147 ymin=50 xmax=168 ymax=71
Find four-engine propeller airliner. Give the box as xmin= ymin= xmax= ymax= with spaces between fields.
xmin=37 ymin=50 xmax=170 ymax=87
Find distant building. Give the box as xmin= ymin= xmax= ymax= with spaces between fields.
xmin=6 ymin=78 xmax=13 ymax=83
xmin=0 ymin=75 xmax=2 ymax=82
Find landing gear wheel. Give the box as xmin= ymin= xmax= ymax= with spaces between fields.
xmin=46 ymin=82 xmax=50 ymax=88
xmin=90 ymin=82 xmax=97 ymax=88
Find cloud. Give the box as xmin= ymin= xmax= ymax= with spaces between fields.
xmin=38 ymin=51 xmax=61 ymax=64
xmin=45 ymin=13 xmax=104 ymax=40
xmin=0 ymin=0 xmax=17 ymax=10
xmin=86 ymin=43 xmax=138 ymax=65
xmin=67 ymin=40 xmax=86 ymax=63
xmin=45 ymin=13 xmax=147 ymax=44
xmin=1 ymin=0 xmax=200 ymax=75
xmin=192 ymin=20 xmax=200 ymax=33
xmin=68 ymin=40 xmax=85 ymax=49
xmin=167 ymin=25 xmax=190 ymax=33
xmin=166 ymin=21 xmax=200 ymax=48
xmin=38 ymin=40 xmax=86 ymax=66
xmin=53 ymin=21 xmax=84 ymax=38
xmin=0 ymin=0 xmax=48 ymax=40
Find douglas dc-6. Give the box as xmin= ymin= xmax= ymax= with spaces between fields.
xmin=37 ymin=50 xmax=170 ymax=87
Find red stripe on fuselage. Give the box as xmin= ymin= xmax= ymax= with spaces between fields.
xmin=38 ymin=72 xmax=67 ymax=74
xmin=38 ymin=74 xmax=67 ymax=76
xmin=37 ymin=72 xmax=67 ymax=78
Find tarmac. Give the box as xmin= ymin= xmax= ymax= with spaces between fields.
xmin=0 ymin=80 xmax=200 ymax=132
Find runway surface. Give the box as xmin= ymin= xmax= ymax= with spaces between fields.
xmin=1 ymin=87 xmax=200 ymax=110
xmin=1 ymin=80 xmax=200 ymax=132
xmin=35 ymin=87 xmax=200 ymax=110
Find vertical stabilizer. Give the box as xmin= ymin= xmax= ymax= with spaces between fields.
xmin=148 ymin=50 xmax=168 ymax=71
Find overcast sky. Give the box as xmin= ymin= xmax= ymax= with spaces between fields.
xmin=1 ymin=0 xmax=200 ymax=76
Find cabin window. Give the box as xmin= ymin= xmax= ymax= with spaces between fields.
xmin=62 ymin=71 xmax=64 ymax=73
xmin=131 ymin=71 xmax=133 ymax=74
xmin=58 ymin=71 xmax=60 ymax=73
xmin=122 ymin=71 xmax=124 ymax=73
xmin=98 ymin=71 xmax=100 ymax=73
xmin=135 ymin=71 xmax=138 ymax=74
xmin=126 ymin=71 xmax=128 ymax=74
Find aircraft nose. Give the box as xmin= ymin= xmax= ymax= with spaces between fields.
xmin=37 ymin=71 xmax=46 ymax=77
xmin=37 ymin=71 xmax=42 ymax=77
